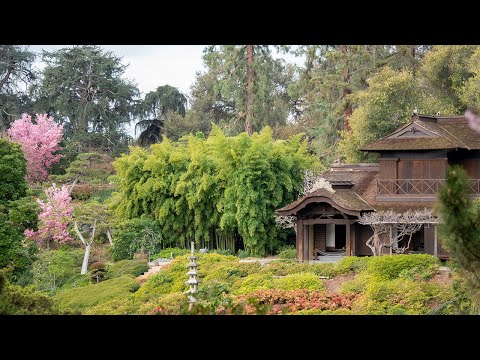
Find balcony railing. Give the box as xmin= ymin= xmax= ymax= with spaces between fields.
xmin=377 ymin=179 xmax=480 ymax=196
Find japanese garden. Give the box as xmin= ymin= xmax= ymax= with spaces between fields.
xmin=1 ymin=45 xmax=480 ymax=315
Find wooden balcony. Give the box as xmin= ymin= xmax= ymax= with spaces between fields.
xmin=376 ymin=179 xmax=480 ymax=202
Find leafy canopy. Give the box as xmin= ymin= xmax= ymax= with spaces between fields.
xmin=112 ymin=126 xmax=314 ymax=256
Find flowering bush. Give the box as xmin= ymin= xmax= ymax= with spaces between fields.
xmin=24 ymin=183 xmax=73 ymax=248
xmin=8 ymin=113 xmax=63 ymax=183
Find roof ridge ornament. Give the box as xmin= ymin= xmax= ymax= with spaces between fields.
xmin=309 ymin=177 xmax=335 ymax=194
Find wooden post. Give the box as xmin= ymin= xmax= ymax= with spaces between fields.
xmin=349 ymin=223 xmax=356 ymax=256
xmin=308 ymin=225 xmax=314 ymax=261
xmin=434 ymin=225 xmax=438 ymax=257
xmin=297 ymin=219 xmax=304 ymax=262
xmin=303 ymin=225 xmax=310 ymax=262
xmin=346 ymin=224 xmax=351 ymax=256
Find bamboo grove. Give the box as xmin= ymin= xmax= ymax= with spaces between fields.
xmin=111 ymin=126 xmax=315 ymax=256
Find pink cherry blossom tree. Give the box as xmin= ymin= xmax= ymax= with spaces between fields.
xmin=8 ymin=113 xmax=64 ymax=183
xmin=25 ymin=183 xmax=73 ymax=249
xmin=466 ymin=109 xmax=480 ymax=135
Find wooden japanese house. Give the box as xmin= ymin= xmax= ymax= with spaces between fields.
xmin=276 ymin=114 xmax=480 ymax=262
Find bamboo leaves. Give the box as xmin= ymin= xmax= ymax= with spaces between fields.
xmin=112 ymin=126 xmax=314 ymax=255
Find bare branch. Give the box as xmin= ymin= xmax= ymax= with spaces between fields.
xmin=88 ymin=219 xmax=97 ymax=246
xmin=358 ymin=209 xmax=438 ymax=255
xmin=73 ymin=221 xmax=87 ymax=245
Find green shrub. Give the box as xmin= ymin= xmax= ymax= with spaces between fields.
xmin=151 ymin=247 xmax=189 ymax=259
xmin=112 ymin=218 xmax=162 ymax=261
xmin=84 ymin=297 xmax=140 ymax=315
xmin=340 ymin=274 xmax=370 ymax=294
xmin=277 ymin=245 xmax=296 ymax=259
xmin=134 ymin=272 xmax=175 ymax=301
xmin=210 ymin=249 xmax=234 ymax=256
xmin=353 ymin=278 xmax=448 ymax=315
xmin=201 ymin=261 xmax=261 ymax=284
xmin=274 ymin=272 xmax=324 ymax=291
xmin=106 ymin=259 xmax=149 ymax=279
xmin=366 ymin=254 xmax=440 ymax=281
xmin=197 ymin=253 xmax=238 ymax=266
xmin=198 ymin=280 xmax=231 ymax=297
xmin=134 ymin=253 xmax=226 ymax=301
xmin=0 ymin=268 xmax=58 ymax=315
xmin=32 ymin=249 xmax=85 ymax=294
xmin=259 ymin=262 xmax=293 ymax=276
xmin=398 ymin=264 xmax=439 ymax=281
xmin=335 ymin=256 xmax=370 ymax=274
xmin=233 ymin=273 xmax=275 ymax=294
xmin=259 ymin=262 xmax=328 ymax=277
xmin=237 ymin=249 xmax=250 ymax=259
xmin=310 ymin=263 xmax=339 ymax=278
xmin=142 ymin=292 xmax=189 ymax=314
xmin=53 ymin=275 xmax=140 ymax=313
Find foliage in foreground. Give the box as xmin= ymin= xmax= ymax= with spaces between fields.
xmin=0 ymin=139 xmax=39 ymax=281
xmin=438 ymin=165 xmax=480 ymax=313
xmin=52 ymin=275 xmax=140 ymax=313
xmin=0 ymin=268 xmax=58 ymax=315
xmin=76 ymin=253 xmax=454 ymax=315
xmin=106 ymin=260 xmax=149 ymax=279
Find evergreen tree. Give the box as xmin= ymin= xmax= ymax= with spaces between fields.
xmin=438 ymin=165 xmax=480 ymax=313
xmin=188 ymin=46 xmax=294 ymax=135
xmin=33 ymin=45 xmax=139 ymax=154
xmin=134 ymin=85 xmax=187 ymax=146
xmin=0 ymin=45 xmax=36 ymax=132
xmin=0 ymin=139 xmax=38 ymax=281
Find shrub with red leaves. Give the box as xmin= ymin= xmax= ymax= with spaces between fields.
xmin=234 ymin=289 xmax=357 ymax=314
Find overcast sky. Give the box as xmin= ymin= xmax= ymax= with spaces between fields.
xmin=27 ymin=45 xmax=303 ymax=137
xmin=29 ymin=45 xmax=207 ymax=96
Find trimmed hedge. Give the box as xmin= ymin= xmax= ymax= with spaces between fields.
xmin=106 ymin=260 xmax=149 ymax=279
xmin=366 ymin=254 xmax=440 ymax=281
xmin=53 ymin=275 xmax=140 ymax=312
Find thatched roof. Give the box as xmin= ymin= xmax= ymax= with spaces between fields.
xmin=359 ymin=114 xmax=480 ymax=151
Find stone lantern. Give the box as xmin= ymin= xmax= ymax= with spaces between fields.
xmin=185 ymin=241 xmax=199 ymax=310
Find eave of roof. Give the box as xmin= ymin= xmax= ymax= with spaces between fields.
xmin=276 ymin=188 xmax=374 ymax=216
xmin=359 ymin=114 xmax=480 ymax=151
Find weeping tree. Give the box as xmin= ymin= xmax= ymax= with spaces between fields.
xmin=135 ymin=85 xmax=187 ymax=146
xmin=358 ymin=209 xmax=438 ymax=256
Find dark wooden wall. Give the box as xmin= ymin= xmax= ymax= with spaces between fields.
xmin=424 ymin=225 xmax=435 ymax=255
xmin=314 ymin=224 xmax=326 ymax=252
xmin=397 ymin=159 xmax=447 ymax=179
xmin=355 ymin=224 xmax=374 ymax=256
xmin=379 ymin=159 xmax=398 ymax=179
xmin=462 ymin=158 xmax=480 ymax=179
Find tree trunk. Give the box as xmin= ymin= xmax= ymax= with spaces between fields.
xmin=68 ymin=176 xmax=80 ymax=195
xmin=106 ymin=229 xmax=113 ymax=246
xmin=245 ymin=45 xmax=254 ymax=136
xmin=81 ymin=244 xmax=90 ymax=275
xmin=339 ymin=45 xmax=352 ymax=133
